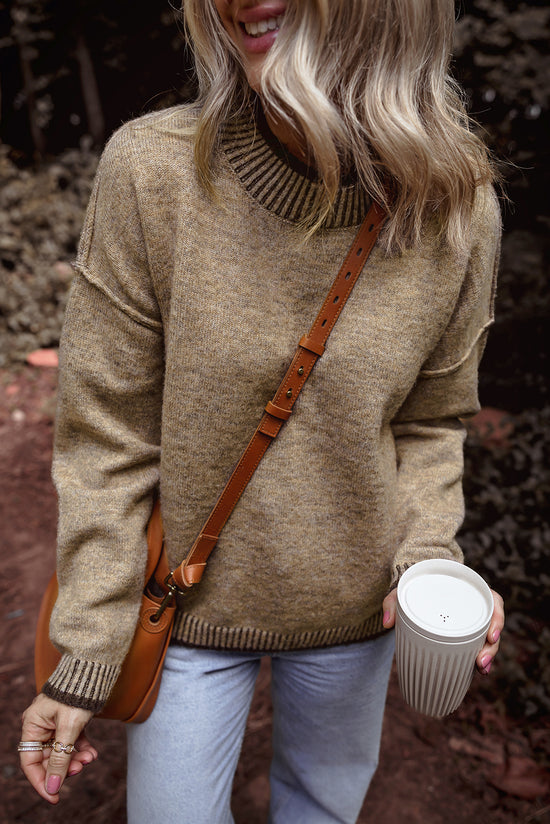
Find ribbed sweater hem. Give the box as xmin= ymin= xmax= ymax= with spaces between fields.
xmin=170 ymin=611 xmax=386 ymax=652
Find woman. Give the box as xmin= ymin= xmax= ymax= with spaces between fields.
xmin=20 ymin=1 xmax=505 ymax=821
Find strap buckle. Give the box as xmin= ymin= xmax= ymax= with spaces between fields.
xmin=151 ymin=573 xmax=187 ymax=623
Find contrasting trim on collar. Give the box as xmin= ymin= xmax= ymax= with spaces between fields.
xmin=221 ymin=110 xmax=369 ymax=228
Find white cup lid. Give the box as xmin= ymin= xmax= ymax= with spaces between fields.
xmin=397 ymin=559 xmax=493 ymax=642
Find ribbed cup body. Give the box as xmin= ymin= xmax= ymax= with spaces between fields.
xmin=395 ymin=615 xmax=486 ymax=717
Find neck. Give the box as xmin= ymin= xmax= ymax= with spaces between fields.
xmin=263 ymin=106 xmax=311 ymax=166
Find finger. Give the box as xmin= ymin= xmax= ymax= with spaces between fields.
xmin=65 ymin=751 xmax=95 ymax=777
xmin=19 ymin=706 xmax=56 ymax=802
xmin=382 ymin=589 xmax=398 ymax=628
xmin=476 ymin=637 xmax=500 ymax=674
xmin=49 ymin=733 xmax=98 ymax=782
xmin=68 ymin=733 xmax=99 ymax=770
xmin=67 ymin=761 xmax=85 ymax=778
xmin=19 ymin=750 xmax=57 ymax=805
xmin=75 ymin=732 xmax=99 ymax=762
xmin=476 ymin=591 xmax=504 ymax=675
xmin=488 ymin=590 xmax=505 ymax=644
xmin=44 ymin=721 xmax=89 ymax=799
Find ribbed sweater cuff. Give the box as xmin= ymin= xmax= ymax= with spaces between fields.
xmin=388 ymin=563 xmax=412 ymax=594
xmin=41 ymin=653 xmax=121 ymax=714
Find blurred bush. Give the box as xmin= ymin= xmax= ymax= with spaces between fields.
xmin=461 ymin=406 xmax=550 ymax=717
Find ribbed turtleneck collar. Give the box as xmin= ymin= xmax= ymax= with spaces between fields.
xmin=221 ymin=105 xmax=369 ymax=229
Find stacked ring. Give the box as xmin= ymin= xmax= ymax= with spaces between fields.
xmin=17 ymin=739 xmax=75 ymax=754
xmin=17 ymin=741 xmax=49 ymax=753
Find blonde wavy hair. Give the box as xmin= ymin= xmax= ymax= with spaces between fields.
xmin=182 ymin=0 xmax=496 ymax=252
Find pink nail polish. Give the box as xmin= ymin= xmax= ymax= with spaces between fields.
xmin=383 ymin=611 xmax=390 ymax=625
xmin=480 ymin=655 xmax=492 ymax=674
xmin=492 ymin=630 xmax=500 ymax=643
xmin=46 ymin=775 xmax=61 ymax=794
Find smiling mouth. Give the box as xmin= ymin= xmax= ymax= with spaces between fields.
xmin=241 ymin=15 xmax=284 ymax=37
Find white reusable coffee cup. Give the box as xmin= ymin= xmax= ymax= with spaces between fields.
xmin=395 ymin=559 xmax=493 ymax=718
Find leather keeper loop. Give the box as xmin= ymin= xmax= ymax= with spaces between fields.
xmin=182 ymin=563 xmax=207 ymax=586
xmin=299 ymin=335 xmax=325 ymax=357
xmin=265 ymin=400 xmax=292 ymax=421
xmin=172 ymin=562 xmax=207 ymax=589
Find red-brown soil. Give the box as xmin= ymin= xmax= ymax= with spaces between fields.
xmin=1 ymin=366 xmax=549 ymax=824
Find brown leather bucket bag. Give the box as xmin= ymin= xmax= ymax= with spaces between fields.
xmin=34 ymin=202 xmax=386 ymax=723
xmin=35 ymin=499 xmax=176 ymax=723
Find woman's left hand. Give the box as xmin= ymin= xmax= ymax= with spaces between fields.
xmin=382 ymin=586 xmax=504 ymax=675
xmin=19 ymin=694 xmax=96 ymax=803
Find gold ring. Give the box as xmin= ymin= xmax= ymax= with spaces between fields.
xmin=51 ymin=740 xmax=76 ymax=755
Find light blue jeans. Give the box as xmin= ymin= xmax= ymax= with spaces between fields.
xmin=126 ymin=632 xmax=395 ymax=824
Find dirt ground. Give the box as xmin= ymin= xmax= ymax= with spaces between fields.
xmin=1 ymin=365 xmax=549 ymax=824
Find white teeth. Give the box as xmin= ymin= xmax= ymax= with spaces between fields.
xmin=244 ymin=15 xmax=283 ymax=37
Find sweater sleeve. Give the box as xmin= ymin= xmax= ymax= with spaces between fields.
xmin=388 ymin=186 xmax=501 ymax=589
xmin=42 ymin=128 xmax=165 ymax=712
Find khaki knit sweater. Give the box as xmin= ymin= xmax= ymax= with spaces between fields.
xmin=43 ymin=105 xmax=501 ymax=712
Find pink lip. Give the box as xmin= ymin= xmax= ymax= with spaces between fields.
xmin=236 ymin=3 xmax=286 ymax=54
xmin=239 ymin=27 xmax=279 ymax=54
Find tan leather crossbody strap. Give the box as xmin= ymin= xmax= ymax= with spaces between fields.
xmin=171 ymin=201 xmax=386 ymax=592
